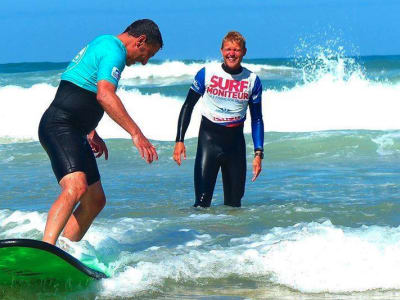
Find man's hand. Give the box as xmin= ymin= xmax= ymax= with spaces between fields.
xmin=252 ymin=156 xmax=262 ymax=182
xmin=87 ymin=130 xmax=108 ymax=160
xmin=173 ymin=142 xmax=186 ymax=166
xmin=132 ymin=133 xmax=158 ymax=163
xmin=97 ymin=80 xmax=157 ymax=164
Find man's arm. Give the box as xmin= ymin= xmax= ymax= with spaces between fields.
xmin=175 ymin=89 xmax=201 ymax=142
xmin=96 ymin=80 xmax=157 ymax=163
xmin=248 ymin=76 xmax=264 ymax=181
xmin=173 ymin=89 xmax=201 ymax=165
xmin=173 ymin=68 xmax=204 ymax=166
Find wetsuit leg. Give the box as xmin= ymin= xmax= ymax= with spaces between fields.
xmin=38 ymin=81 xmax=103 ymax=186
xmin=221 ymin=134 xmax=246 ymax=207
xmin=39 ymin=106 xmax=100 ymax=186
xmin=193 ymin=121 xmax=222 ymax=207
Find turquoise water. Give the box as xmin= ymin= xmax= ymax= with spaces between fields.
xmin=2 ymin=53 xmax=400 ymax=299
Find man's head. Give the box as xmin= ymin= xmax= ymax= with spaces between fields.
xmin=220 ymin=31 xmax=247 ymax=70
xmin=122 ymin=19 xmax=163 ymax=66
xmin=124 ymin=19 xmax=163 ymax=48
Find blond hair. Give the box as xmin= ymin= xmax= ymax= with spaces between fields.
xmin=221 ymin=31 xmax=246 ymax=49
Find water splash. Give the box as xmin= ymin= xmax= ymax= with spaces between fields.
xmin=294 ymin=37 xmax=365 ymax=85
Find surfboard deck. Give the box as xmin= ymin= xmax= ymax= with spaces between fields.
xmin=0 ymin=239 xmax=107 ymax=286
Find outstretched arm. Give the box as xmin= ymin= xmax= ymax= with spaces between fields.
xmin=96 ymin=80 xmax=158 ymax=163
xmin=173 ymin=89 xmax=201 ymax=165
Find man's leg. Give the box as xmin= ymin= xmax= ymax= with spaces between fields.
xmin=194 ymin=151 xmax=220 ymax=207
xmin=221 ymin=157 xmax=246 ymax=207
xmin=193 ymin=129 xmax=221 ymax=208
xmin=62 ymin=180 xmax=106 ymax=242
xmin=221 ymin=136 xmax=246 ymax=207
xmin=42 ymin=171 xmax=88 ymax=245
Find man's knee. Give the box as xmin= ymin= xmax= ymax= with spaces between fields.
xmin=61 ymin=177 xmax=88 ymax=203
xmin=60 ymin=172 xmax=88 ymax=200
xmin=93 ymin=193 xmax=106 ymax=212
xmin=87 ymin=182 xmax=107 ymax=213
xmin=65 ymin=183 xmax=88 ymax=201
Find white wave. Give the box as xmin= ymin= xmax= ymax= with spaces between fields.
xmin=0 ymin=209 xmax=46 ymax=238
xmin=3 ymin=209 xmax=400 ymax=294
xmin=122 ymin=60 xmax=205 ymax=81
xmin=0 ymin=84 xmax=56 ymax=142
xmin=264 ymin=75 xmax=400 ymax=132
xmin=0 ymin=83 xmax=201 ymax=142
xmin=262 ymin=48 xmax=400 ymax=132
xmin=247 ymin=221 xmax=400 ymax=293
xmin=97 ymin=220 xmax=400 ymax=296
xmin=2 ymin=59 xmax=400 ymax=143
xmin=121 ymin=60 xmax=292 ymax=84
xmin=371 ymin=132 xmax=400 ymax=155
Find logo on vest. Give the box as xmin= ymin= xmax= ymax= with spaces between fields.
xmin=192 ymin=79 xmax=200 ymax=91
xmin=72 ymin=46 xmax=87 ymax=63
xmin=207 ymin=75 xmax=249 ymax=100
xmin=111 ymin=67 xmax=121 ymax=81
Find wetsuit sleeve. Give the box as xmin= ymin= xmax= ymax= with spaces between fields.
xmin=175 ymin=68 xmax=205 ymax=142
xmin=175 ymin=89 xmax=202 ymax=142
xmin=248 ymin=76 xmax=264 ymax=151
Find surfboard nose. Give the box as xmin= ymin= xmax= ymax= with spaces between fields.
xmin=0 ymin=238 xmax=108 ymax=286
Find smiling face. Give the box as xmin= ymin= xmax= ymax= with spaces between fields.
xmin=220 ymin=40 xmax=246 ymax=70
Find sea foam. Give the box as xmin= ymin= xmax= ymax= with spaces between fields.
xmin=3 ymin=208 xmax=400 ymax=295
xmin=97 ymin=220 xmax=400 ymax=296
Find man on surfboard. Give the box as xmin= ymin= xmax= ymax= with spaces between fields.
xmin=172 ymin=31 xmax=264 ymax=207
xmin=39 ymin=19 xmax=163 ymax=245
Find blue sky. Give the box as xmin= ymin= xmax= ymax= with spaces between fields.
xmin=1 ymin=0 xmax=399 ymax=63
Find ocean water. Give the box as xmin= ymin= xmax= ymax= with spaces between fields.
xmin=2 ymin=50 xmax=400 ymax=299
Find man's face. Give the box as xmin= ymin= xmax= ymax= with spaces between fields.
xmin=221 ymin=40 xmax=246 ymax=70
xmin=126 ymin=39 xmax=160 ymax=66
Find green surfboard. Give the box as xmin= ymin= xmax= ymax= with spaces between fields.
xmin=0 ymin=239 xmax=107 ymax=286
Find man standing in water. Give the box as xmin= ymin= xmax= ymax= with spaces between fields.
xmin=39 ymin=19 xmax=163 ymax=245
xmin=173 ymin=31 xmax=264 ymax=207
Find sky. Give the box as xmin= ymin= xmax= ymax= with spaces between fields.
xmin=1 ymin=0 xmax=399 ymax=63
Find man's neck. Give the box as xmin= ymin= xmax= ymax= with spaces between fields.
xmin=117 ymin=33 xmax=135 ymax=48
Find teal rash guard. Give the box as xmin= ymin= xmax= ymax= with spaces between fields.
xmin=61 ymin=35 xmax=127 ymax=93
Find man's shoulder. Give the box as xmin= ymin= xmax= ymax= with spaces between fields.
xmin=90 ymin=35 xmax=126 ymax=62
xmin=241 ymin=66 xmax=254 ymax=75
xmin=91 ymin=35 xmax=121 ymax=49
xmin=241 ymin=66 xmax=259 ymax=81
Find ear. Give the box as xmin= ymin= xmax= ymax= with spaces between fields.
xmin=243 ymin=47 xmax=247 ymax=56
xmin=136 ymin=35 xmax=147 ymax=47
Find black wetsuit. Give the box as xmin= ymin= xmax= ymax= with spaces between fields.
xmin=194 ymin=116 xmax=246 ymax=207
xmin=38 ymin=80 xmax=104 ymax=185
xmin=176 ymin=64 xmax=264 ymax=207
